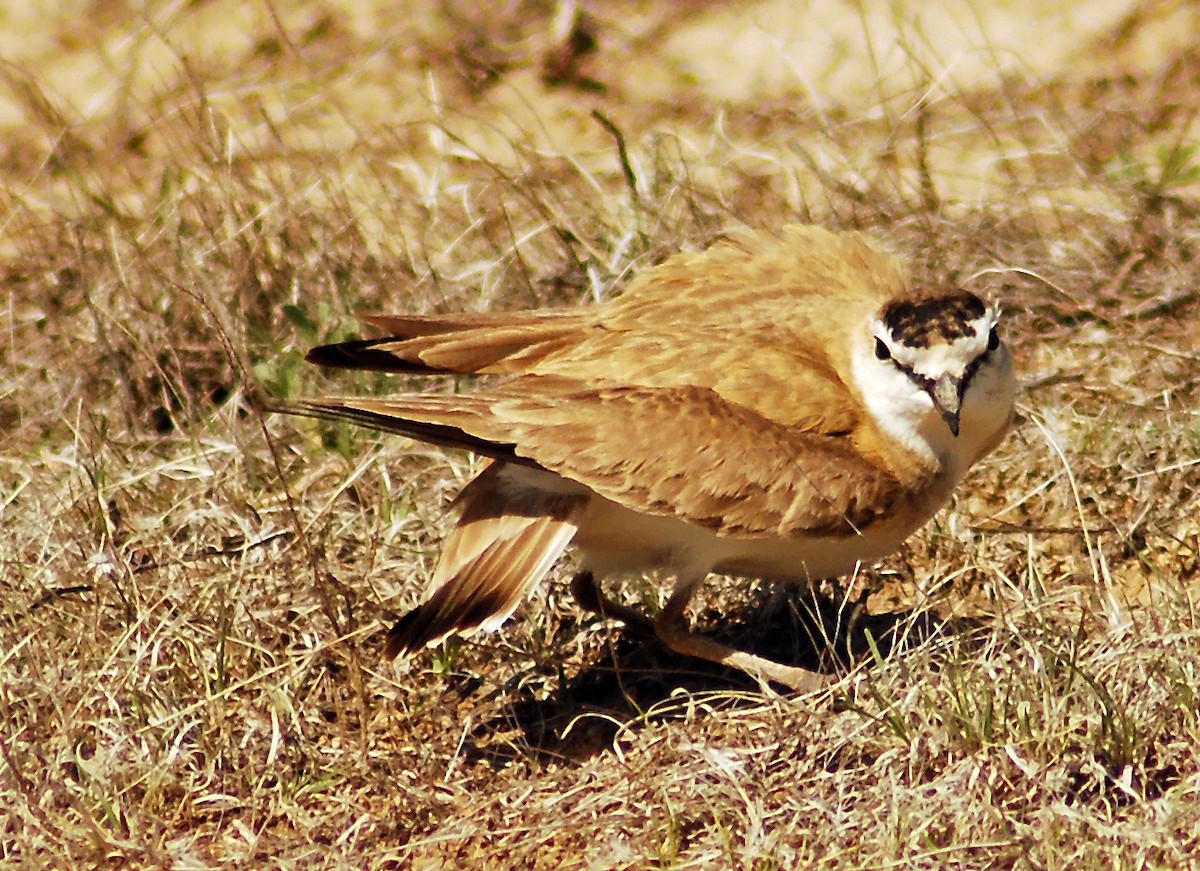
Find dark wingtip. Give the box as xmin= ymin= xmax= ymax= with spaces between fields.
xmin=384 ymin=606 xmax=436 ymax=659
xmin=306 ymin=339 xmax=421 ymax=372
xmin=384 ymin=586 xmax=514 ymax=659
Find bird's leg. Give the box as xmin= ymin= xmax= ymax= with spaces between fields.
xmin=655 ymin=577 xmax=829 ymax=694
xmin=569 ymin=570 xmax=654 ymax=632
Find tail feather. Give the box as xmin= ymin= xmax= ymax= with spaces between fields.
xmin=384 ymin=465 xmax=584 ymax=657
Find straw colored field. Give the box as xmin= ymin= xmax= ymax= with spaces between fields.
xmin=3 ymin=1 xmax=1200 ymax=867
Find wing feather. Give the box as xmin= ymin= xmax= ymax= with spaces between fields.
xmin=304 ymin=225 xmax=908 ymax=430
xmin=297 ymin=379 xmax=925 ymax=538
xmin=308 ymin=311 xmax=585 ymax=375
xmin=385 ymin=464 xmax=583 ymax=656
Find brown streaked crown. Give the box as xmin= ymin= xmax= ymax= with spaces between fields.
xmin=880 ymin=289 xmax=987 ymax=347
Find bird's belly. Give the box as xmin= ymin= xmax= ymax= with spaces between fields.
xmin=572 ymin=491 xmax=930 ymax=584
xmin=710 ymin=522 xmax=913 ymax=582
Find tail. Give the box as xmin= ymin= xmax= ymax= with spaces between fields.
xmin=385 ymin=463 xmax=586 ymax=657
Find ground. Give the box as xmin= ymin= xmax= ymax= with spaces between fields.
xmin=3 ymin=1 xmax=1200 ymax=867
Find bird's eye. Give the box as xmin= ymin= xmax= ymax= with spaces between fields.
xmin=874 ymin=338 xmax=892 ymax=361
xmin=987 ymin=327 xmax=1000 ymax=352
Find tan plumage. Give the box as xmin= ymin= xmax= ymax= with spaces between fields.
xmin=386 ymin=461 xmax=583 ymax=655
xmin=286 ymin=224 xmax=1017 ymax=689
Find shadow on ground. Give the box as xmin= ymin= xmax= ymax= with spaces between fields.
xmin=461 ymin=588 xmax=974 ymax=766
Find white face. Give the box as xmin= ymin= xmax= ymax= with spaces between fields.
xmin=851 ymin=306 xmax=1016 ymax=475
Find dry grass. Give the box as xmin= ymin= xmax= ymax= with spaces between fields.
xmin=3 ymin=1 xmax=1200 ymax=867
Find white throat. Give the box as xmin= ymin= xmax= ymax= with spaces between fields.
xmin=849 ymin=327 xmax=1016 ymax=483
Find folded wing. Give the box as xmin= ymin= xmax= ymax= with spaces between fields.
xmin=292 ymin=378 xmax=918 ymax=539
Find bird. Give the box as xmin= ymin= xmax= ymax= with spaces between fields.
xmin=285 ymin=224 xmax=1017 ymax=690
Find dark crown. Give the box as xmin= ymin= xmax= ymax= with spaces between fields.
xmin=880 ymin=289 xmax=987 ymax=348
